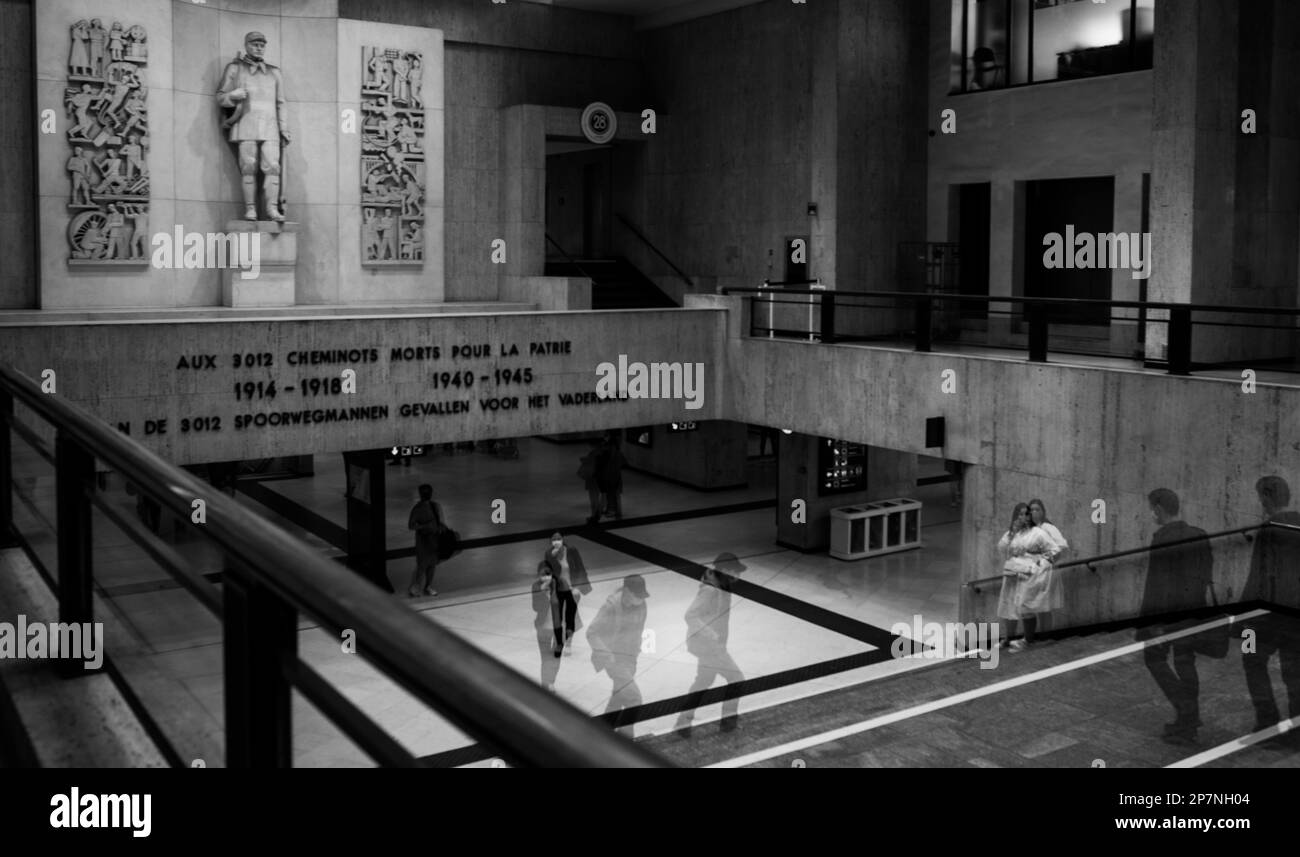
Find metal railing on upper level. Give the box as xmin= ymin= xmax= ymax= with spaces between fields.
xmin=723 ymin=287 xmax=1300 ymax=377
xmin=0 ymin=363 xmax=668 ymax=768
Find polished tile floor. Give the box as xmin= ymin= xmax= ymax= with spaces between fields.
xmin=8 ymin=434 xmax=967 ymax=766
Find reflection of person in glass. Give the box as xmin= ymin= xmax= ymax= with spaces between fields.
xmin=675 ymin=553 xmax=747 ymax=736
xmin=1137 ymin=488 xmax=1214 ymax=745
xmin=587 ymin=574 xmax=650 ymax=737
xmin=1242 ymin=476 xmax=1300 ymax=731
xmin=532 ymin=567 xmax=563 ymax=692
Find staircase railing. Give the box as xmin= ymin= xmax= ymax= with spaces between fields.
xmin=615 ymin=213 xmax=693 ymax=288
xmin=965 ymin=523 xmax=1267 ymax=591
xmin=544 ymin=233 xmax=601 ymax=285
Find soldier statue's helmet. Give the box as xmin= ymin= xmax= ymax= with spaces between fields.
xmin=244 ymin=32 xmax=267 ymax=46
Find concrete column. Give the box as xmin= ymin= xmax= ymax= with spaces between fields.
xmin=0 ymin=0 xmax=35 ymax=308
xmin=1149 ymin=0 xmax=1300 ymax=365
xmin=987 ymin=178 xmax=1020 ymax=343
xmin=499 ymin=105 xmax=546 ymax=302
xmin=343 ymin=450 xmax=391 ymax=593
xmin=832 ymin=0 xmax=928 ymax=338
xmin=809 ymin=0 xmax=838 ymax=287
xmin=1110 ymin=167 xmax=1147 ymax=358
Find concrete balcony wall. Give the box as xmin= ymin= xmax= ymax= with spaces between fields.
xmin=722 ymin=317 xmax=1299 ymax=620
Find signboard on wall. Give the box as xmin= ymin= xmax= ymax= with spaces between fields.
xmin=818 ymin=437 xmax=867 ymax=496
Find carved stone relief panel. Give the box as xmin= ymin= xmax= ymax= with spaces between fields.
xmin=361 ymin=47 xmax=425 ymax=266
xmin=66 ymin=19 xmax=149 ymax=266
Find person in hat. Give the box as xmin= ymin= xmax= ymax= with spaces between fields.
xmin=217 ymin=31 xmax=291 ymax=221
xmin=587 ymin=574 xmax=651 ymax=737
xmin=538 ymin=532 xmax=591 ymax=657
xmin=675 ymin=553 xmax=747 ymax=736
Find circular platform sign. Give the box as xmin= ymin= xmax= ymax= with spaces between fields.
xmin=580 ymin=102 xmax=617 ymax=145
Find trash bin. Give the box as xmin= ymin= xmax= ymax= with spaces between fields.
xmin=829 ymin=498 xmax=923 ymax=560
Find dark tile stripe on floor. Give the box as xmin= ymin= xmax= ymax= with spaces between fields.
xmin=414 ymin=647 xmax=903 ymax=767
xmin=384 ymin=498 xmax=776 ymax=560
xmin=584 ymin=528 xmax=901 ymax=649
xmin=236 ymin=478 xmax=349 ymax=550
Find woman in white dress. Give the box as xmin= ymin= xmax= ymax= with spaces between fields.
xmin=1029 ymin=499 xmax=1068 ymax=555
xmin=1029 ymin=498 xmax=1068 ymax=615
xmin=997 ymin=503 xmax=1061 ymax=651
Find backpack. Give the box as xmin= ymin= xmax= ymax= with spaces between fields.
xmin=431 ymin=502 xmax=461 ymax=561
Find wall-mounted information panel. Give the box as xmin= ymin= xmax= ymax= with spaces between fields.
xmin=818 ymin=437 xmax=867 ymax=496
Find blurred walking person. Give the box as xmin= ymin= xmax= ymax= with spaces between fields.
xmin=675 ymin=553 xmax=747 ymax=736
xmin=539 ymin=532 xmax=591 ymax=657
xmin=1242 ymin=476 xmax=1300 ymax=732
xmin=1138 ymin=488 xmax=1216 ymax=745
xmin=587 ymin=574 xmax=650 ymax=737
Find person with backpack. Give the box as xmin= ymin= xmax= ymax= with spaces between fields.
xmin=407 ymin=483 xmax=443 ymax=597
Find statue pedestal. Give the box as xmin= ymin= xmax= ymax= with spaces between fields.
xmin=221 ymin=221 xmax=298 ymax=307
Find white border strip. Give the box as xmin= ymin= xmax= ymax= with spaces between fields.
xmin=709 ymin=609 xmax=1270 ymax=768
xmin=1167 ymin=716 xmax=1300 ymax=768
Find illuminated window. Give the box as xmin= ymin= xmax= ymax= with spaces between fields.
xmin=950 ymin=0 xmax=1154 ymax=93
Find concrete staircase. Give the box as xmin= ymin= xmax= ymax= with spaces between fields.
xmin=644 ymin=611 xmax=1300 ymax=768
xmin=544 ymin=257 xmax=677 ymax=310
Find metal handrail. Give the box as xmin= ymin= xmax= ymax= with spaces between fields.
xmin=965 ymin=522 xmax=1267 ymax=590
xmin=722 ymin=286 xmax=1300 ymax=317
xmin=724 ymin=286 xmax=1300 ymax=375
xmin=0 ymin=363 xmax=667 ymax=768
xmin=544 ymin=233 xmax=600 ymax=285
xmin=615 ymin=213 xmax=693 ymax=287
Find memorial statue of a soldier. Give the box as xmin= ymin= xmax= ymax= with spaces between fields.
xmin=217 ymin=32 xmax=291 ymax=221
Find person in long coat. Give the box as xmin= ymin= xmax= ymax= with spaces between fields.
xmin=587 ymin=574 xmax=650 ymax=736
xmin=675 ymin=553 xmax=747 ymax=736
xmin=538 ymin=532 xmax=592 ymax=656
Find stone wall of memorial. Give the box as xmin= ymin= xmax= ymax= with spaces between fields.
xmin=0 ymin=307 xmax=724 ymax=466
xmin=33 ymin=0 xmax=445 ymax=309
